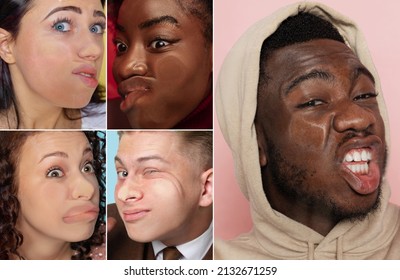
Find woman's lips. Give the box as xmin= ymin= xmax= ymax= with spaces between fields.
xmin=63 ymin=205 xmax=99 ymax=224
xmin=72 ymin=65 xmax=98 ymax=88
xmin=117 ymin=77 xmax=152 ymax=111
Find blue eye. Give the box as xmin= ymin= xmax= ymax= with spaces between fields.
xmin=90 ymin=23 xmax=105 ymax=34
xmin=47 ymin=167 xmax=64 ymax=178
xmin=52 ymin=20 xmax=72 ymax=32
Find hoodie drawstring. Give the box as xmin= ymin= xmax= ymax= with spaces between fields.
xmin=307 ymin=242 xmax=315 ymax=260
xmin=337 ymin=236 xmax=343 ymax=260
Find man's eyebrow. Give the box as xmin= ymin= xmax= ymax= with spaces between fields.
xmin=285 ymin=69 xmax=334 ymax=96
xmin=43 ymin=6 xmax=82 ymax=21
xmin=138 ymin=15 xmax=179 ymax=29
xmin=114 ymin=155 xmax=169 ymax=165
xmin=352 ymin=66 xmax=375 ymax=85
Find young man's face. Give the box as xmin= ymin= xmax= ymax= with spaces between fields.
xmin=114 ymin=132 xmax=211 ymax=245
xmin=256 ymin=39 xmax=386 ymax=222
xmin=112 ymin=0 xmax=212 ymax=128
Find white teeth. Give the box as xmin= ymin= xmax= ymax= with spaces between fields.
xmin=347 ymin=162 xmax=369 ymax=175
xmin=354 ymin=151 xmax=361 ymax=161
xmin=80 ymin=72 xmax=93 ymax=78
xmin=343 ymin=149 xmax=372 ymax=163
xmin=361 ymin=150 xmax=368 ymax=161
xmin=345 ymin=153 xmax=353 ymax=162
xmin=344 ymin=149 xmax=371 ymax=175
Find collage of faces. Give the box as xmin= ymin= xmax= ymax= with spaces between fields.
xmin=2 ymin=0 xmax=400 ymax=261
xmin=0 ymin=0 xmax=212 ymax=260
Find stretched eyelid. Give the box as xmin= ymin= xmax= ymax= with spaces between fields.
xmin=90 ymin=22 xmax=106 ymax=34
xmin=46 ymin=167 xmax=65 ymax=178
xmin=82 ymin=161 xmax=95 ymax=173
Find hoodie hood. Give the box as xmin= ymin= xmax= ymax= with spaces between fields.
xmin=216 ymin=1 xmax=400 ymax=259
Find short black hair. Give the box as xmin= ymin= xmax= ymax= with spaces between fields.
xmin=259 ymin=11 xmax=345 ymax=82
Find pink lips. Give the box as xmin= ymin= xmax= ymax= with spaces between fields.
xmin=72 ymin=65 xmax=98 ymax=88
xmin=122 ymin=209 xmax=150 ymax=222
xmin=63 ymin=204 xmax=99 ymax=224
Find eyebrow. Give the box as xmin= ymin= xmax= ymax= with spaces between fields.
xmin=116 ymin=15 xmax=179 ymax=33
xmin=284 ymin=66 xmax=375 ymax=96
xmin=114 ymin=155 xmax=169 ymax=166
xmin=352 ymin=66 xmax=375 ymax=86
xmin=43 ymin=6 xmax=105 ymax=21
xmin=39 ymin=147 xmax=92 ymax=163
xmin=285 ymin=69 xmax=334 ymax=96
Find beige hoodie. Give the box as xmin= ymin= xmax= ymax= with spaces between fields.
xmin=215 ymin=1 xmax=400 ymax=259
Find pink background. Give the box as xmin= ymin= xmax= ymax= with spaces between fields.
xmin=214 ymin=0 xmax=400 ymax=240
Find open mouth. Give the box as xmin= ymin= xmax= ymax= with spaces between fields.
xmin=340 ymin=147 xmax=380 ymax=195
xmin=343 ymin=149 xmax=372 ymax=175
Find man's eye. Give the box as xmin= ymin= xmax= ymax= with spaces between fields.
xmin=354 ymin=93 xmax=378 ymax=101
xmin=298 ymin=99 xmax=325 ymax=108
xmin=149 ymin=39 xmax=170 ymax=49
xmin=117 ymin=170 xmax=128 ymax=178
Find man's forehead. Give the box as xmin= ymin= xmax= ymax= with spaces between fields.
xmin=262 ymin=39 xmax=374 ymax=90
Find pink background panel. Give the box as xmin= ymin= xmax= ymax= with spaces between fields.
xmin=214 ymin=0 xmax=400 ymax=240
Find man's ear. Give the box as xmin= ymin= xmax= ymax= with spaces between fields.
xmin=255 ymin=122 xmax=268 ymax=167
xmin=0 ymin=28 xmax=15 ymax=64
xmin=199 ymin=168 xmax=213 ymax=207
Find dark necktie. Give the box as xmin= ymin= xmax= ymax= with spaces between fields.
xmin=162 ymin=246 xmax=182 ymax=260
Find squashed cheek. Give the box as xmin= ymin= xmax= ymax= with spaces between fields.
xmin=155 ymin=55 xmax=187 ymax=89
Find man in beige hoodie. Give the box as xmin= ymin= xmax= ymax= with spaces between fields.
xmin=216 ymin=2 xmax=400 ymax=259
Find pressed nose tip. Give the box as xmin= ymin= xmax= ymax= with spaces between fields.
xmin=72 ymin=179 xmax=97 ymax=200
xmin=116 ymin=182 xmax=143 ymax=202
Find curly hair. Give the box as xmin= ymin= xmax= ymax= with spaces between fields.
xmin=0 ymin=131 xmax=106 ymax=260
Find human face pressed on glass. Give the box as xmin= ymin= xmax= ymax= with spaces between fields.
xmin=9 ymin=0 xmax=105 ymax=109
xmin=256 ymin=39 xmax=386 ymax=223
xmin=114 ymin=132 xmax=209 ymax=245
xmin=113 ymin=0 xmax=212 ymax=128
xmin=16 ymin=132 xmax=100 ymax=244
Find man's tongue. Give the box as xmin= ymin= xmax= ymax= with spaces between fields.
xmin=341 ymin=161 xmax=380 ymax=195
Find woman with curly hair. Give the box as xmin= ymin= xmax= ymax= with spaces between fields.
xmin=0 ymin=0 xmax=106 ymax=129
xmin=0 ymin=131 xmax=106 ymax=260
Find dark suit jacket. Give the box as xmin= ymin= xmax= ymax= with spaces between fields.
xmin=107 ymin=203 xmax=213 ymax=260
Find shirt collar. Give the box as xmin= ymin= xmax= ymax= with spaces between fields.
xmin=152 ymin=222 xmax=213 ymax=260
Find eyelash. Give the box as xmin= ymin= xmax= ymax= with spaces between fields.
xmin=51 ymin=17 xmax=106 ymax=34
xmin=46 ymin=166 xmax=64 ymax=178
xmin=52 ymin=17 xmax=72 ymax=32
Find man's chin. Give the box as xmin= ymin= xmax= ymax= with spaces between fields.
xmin=331 ymin=187 xmax=382 ymax=223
